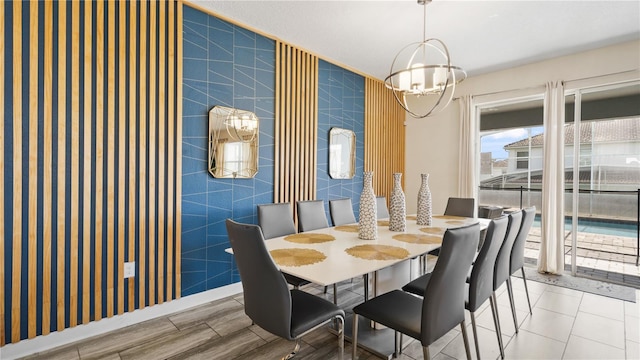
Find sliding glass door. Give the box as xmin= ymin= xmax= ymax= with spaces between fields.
xmin=565 ymin=82 xmax=640 ymax=281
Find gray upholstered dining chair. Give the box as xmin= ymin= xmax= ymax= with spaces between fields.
xmin=226 ymin=219 xmax=345 ymax=360
xmin=444 ymin=197 xmax=476 ymax=218
xmin=429 ymin=197 xmax=477 ymax=257
xmin=258 ymin=203 xmax=310 ymax=289
xmin=329 ymin=198 xmax=357 ymax=226
xmin=352 ymin=223 xmax=479 ymax=360
xmin=376 ymin=196 xmax=390 ymax=219
xmin=510 ymin=206 xmax=536 ymax=316
xmin=494 ymin=210 xmax=523 ymax=340
xmin=296 ymin=200 xmax=329 ymax=232
xmin=403 ymin=216 xmax=509 ymax=360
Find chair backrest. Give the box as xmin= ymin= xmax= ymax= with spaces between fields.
xmin=329 ymin=198 xmax=357 ymax=226
xmin=376 ymin=196 xmax=390 ymax=219
xmin=258 ymin=203 xmax=296 ymax=240
xmin=444 ymin=197 xmax=475 ymax=218
xmin=493 ymin=210 xmax=523 ymax=290
xmin=421 ymin=223 xmax=479 ymax=346
xmin=468 ymin=215 xmax=509 ymax=312
xmin=297 ymin=200 xmax=329 ymax=232
xmin=510 ymin=206 xmax=536 ymax=274
xmin=225 ymin=219 xmax=293 ymax=339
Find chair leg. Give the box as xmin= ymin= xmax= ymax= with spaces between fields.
xmin=506 ymin=278 xmax=519 ymax=333
xmin=470 ymin=312 xmax=482 ymax=360
xmin=490 ymin=292 xmax=505 ymax=359
xmin=460 ymin=320 xmax=472 ymax=360
xmin=352 ymin=314 xmax=359 ymax=360
xmin=520 ymin=267 xmax=533 ymax=314
xmin=324 ymin=286 xmax=328 ymax=294
xmin=336 ymin=315 xmax=344 ymax=360
xmin=282 ymin=340 xmax=301 ymax=360
xmin=422 ymin=345 xmax=431 ymax=360
xmin=333 ymin=283 xmax=338 ymax=305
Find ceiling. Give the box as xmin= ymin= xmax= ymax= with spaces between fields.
xmin=190 ymin=0 xmax=640 ymax=81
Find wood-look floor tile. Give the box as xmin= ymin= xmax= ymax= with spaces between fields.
xmin=169 ymin=298 xmax=243 ymax=330
xmin=204 ymin=304 xmax=252 ymax=337
xmin=237 ymin=337 xmax=315 ymax=360
xmin=78 ymin=317 xmax=178 ymax=359
xmin=19 ymin=345 xmax=81 ymax=360
xmin=167 ymin=327 xmax=266 ymax=360
xmin=119 ymin=323 xmax=218 ymax=360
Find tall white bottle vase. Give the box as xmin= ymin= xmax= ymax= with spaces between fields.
xmin=389 ymin=173 xmax=407 ymax=232
xmin=358 ymin=171 xmax=378 ymax=240
xmin=416 ymin=173 xmax=433 ymax=226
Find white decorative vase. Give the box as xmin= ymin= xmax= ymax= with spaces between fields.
xmin=389 ymin=173 xmax=406 ymax=232
xmin=358 ymin=171 xmax=378 ymax=240
xmin=416 ymin=173 xmax=432 ymax=226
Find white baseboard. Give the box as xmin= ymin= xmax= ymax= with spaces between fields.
xmin=0 ymin=282 xmax=243 ymax=360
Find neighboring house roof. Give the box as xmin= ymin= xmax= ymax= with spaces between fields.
xmin=504 ymin=118 xmax=640 ymax=149
xmin=493 ymin=159 xmax=508 ymax=168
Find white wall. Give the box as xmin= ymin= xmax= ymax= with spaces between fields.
xmin=404 ymin=40 xmax=640 ymax=213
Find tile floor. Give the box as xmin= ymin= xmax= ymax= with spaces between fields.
xmin=18 ymin=273 xmax=640 ymax=360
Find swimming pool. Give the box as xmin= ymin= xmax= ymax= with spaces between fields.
xmin=532 ymin=216 xmax=638 ymax=238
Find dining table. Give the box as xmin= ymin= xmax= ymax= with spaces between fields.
xmin=235 ymin=214 xmax=489 ymax=359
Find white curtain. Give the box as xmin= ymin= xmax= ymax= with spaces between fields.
xmin=538 ymin=81 xmax=565 ymax=274
xmin=458 ymin=95 xmax=477 ymax=201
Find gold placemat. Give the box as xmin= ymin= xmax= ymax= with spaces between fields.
xmin=433 ymin=215 xmax=466 ymax=220
xmin=377 ymin=220 xmax=389 ymax=226
xmin=419 ymin=227 xmax=446 ymax=235
xmin=335 ymin=225 xmax=359 ymax=233
xmin=345 ymin=244 xmax=409 ymax=261
xmin=406 ymin=215 xmax=417 ymax=220
xmin=270 ymin=248 xmax=326 ymax=267
xmin=284 ymin=233 xmax=335 ymax=244
xmin=446 ymin=220 xmax=468 ymax=225
xmin=393 ymin=234 xmax=442 ymax=244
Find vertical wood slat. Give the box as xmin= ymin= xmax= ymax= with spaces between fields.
xmin=117 ymin=0 xmax=126 ymax=315
xmin=69 ymin=0 xmax=79 ymax=329
xmin=106 ymin=0 xmax=116 ymax=319
xmin=138 ymin=0 xmax=147 ymax=309
xmin=42 ymin=0 xmax=53 ymax=336
xmin=166 ymin=0 xmax=175 ymax=302
xmin=157 ymin=0 xmax=166 ymax=304
xmin=274 ymin=42 xmax=318 ymax=214
xmin=0 ymin=0 xmax=5 ymax=347
xmin=95 ymin=0 xmax=106 ymax=322
xmin=364 ymin=77 xmax=405 ymax=200
xmin=128 ymin=0 xmax=137 ymax=312
xmin=148 ymin=0 xmax=157 ymax=307
xmin=28 ymin=0 xmax=39 ymax=339
xmin=56 ymin=0 xmax=67 ymax=332
xmin=12 ymin=0 xmax=23 ymax=343
xmin=82 ymin=0 xmax=92 ymax=325
xmin=175 ymin=0 xmax=183 ymax=299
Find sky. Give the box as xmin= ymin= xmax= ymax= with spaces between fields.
xmin=480 ymin=126 xmax=543 ymax=160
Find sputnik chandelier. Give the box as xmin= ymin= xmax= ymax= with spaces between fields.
xmin=384 ymin=0 xmax=466 ymax=118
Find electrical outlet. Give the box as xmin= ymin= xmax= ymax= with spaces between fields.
xmin=124 ymin=261 xmax=135 ymax=278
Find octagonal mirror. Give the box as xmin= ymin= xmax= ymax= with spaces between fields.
xmin=329 ymin=127 xmax=355 ymax=179
xmin=208 ymin=106 xmax=259 ymax=178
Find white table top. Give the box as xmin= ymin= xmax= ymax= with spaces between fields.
xmin=249 ymin=216 xmax=489 ymax=287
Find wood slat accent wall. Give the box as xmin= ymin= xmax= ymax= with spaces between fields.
xmin=0 ymin=0 xmax=182 ymax=345
xmin=364 ymin=77 xmax=407 ymax=200
xmin=274 ymin=42 xmax=319 ymax=215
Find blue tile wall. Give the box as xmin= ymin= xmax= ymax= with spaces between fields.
xmin=316 ymin=60 xmax=365 ymax=223
xmin=182 ymin=6 xmax=275 ymax=296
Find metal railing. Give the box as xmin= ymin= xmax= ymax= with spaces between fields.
xmin=478 ymin=186 xmax=640 ymax=266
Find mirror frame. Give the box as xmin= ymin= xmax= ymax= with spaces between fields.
xmin=208 ymin=105 xmax=259 ymax=178
xmin=329 ymin=127 xmax=356 ymax=179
